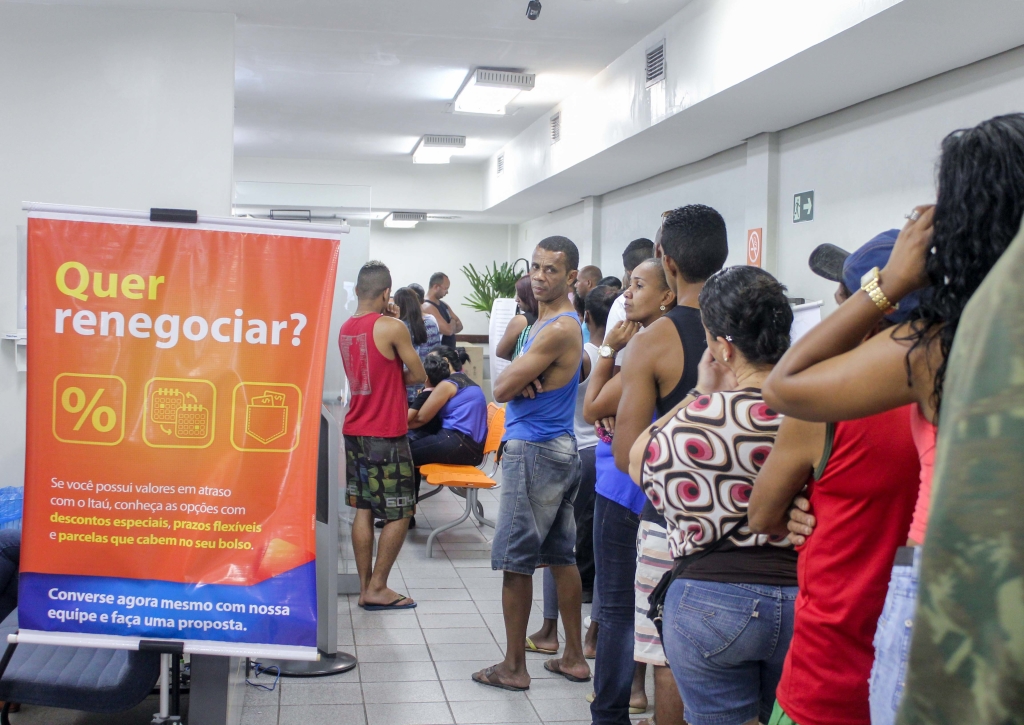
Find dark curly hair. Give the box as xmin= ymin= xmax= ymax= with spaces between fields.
xmin=423 ymin=355 xmax=452 ymax=387
xmin=699 ymin=266 xmax=792 ymax=366
xmin=428 ymin=345 xmax=468 ymax=373
xmin=903 ymin=113 xmax=1024 ymax=411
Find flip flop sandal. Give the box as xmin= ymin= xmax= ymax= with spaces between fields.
xmin=472 ymin=665 xmax=530 ymax=692
xmin=543 ymin=659 xmax=592 ymax=683
xmin=585 ymin=691 xmax=646 ymax=713
xmin=360 ymin=596 xmax=417 ymax=611
xmin=525 ymin=637 xmax=558 ymax=655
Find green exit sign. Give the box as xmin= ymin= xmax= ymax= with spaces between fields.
xmin=793 ymin=191 xmax=814 ymax=223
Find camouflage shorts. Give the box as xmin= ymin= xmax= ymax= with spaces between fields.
xmin=345 ymin=435 xmax=415 ymax=522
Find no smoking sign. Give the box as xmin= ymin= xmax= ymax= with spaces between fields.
xmin=747 ymin=228 xmax=762 ymax=267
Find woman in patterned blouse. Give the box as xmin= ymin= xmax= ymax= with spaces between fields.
xmin=628 ymin=266 xmax=795 ymax=725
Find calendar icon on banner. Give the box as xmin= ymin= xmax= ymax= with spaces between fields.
xmin=230 ymin=383 xmax=301 ymax=452
xmin=143 ymin=378 xmax=216 ymax=449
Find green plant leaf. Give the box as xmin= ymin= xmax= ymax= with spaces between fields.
xmin=460 ymin=258 xmax=529 ymax=317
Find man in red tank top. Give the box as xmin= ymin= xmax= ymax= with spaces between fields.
xmin=748 ymin=236 xmax=923 ymax=725
xmin=339 ymin=262 xmax=426 ymax=611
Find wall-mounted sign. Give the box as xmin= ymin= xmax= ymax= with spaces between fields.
xmin=793 ymin=191 xmax=814 ymax=223
xmin=746 ymin=228 xmax=763 ymax=267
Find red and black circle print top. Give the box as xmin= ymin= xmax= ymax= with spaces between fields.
xmin=642 ymin=389 xmax=797 ymax=585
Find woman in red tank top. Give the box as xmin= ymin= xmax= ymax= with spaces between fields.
xmin=762 ymin=115 xmax=1024 ymax=725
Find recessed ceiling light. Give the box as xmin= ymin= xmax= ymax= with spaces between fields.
xmin=412 ymin=134 xmax=466 ymax=164
xmin=454 ymin=69 xmax=536 ymax=115
xmin=383 ymin=212 xmax=427 ymax=229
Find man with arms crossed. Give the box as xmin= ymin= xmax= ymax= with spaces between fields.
xmin=422 ymin=272 xmax=463 ymax=349
xmin=339 ymin=261 xmax=426 ymax=610
xmin=473 ymin=236 xmax=589 ymax=691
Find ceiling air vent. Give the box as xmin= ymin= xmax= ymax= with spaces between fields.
xmin=389 ymin=212 xmax=427 ymax=223
xmin=645 ymin=41 xmax=666 ymax=88
xmin=550 ymin=112 xmax=561 ymax=144
xmin=497 ymin=152 xmax=505 ymax=175
xmin=475 ymin=69 xmax=536 ymax=91
xmin=421 ymin=134 xmax=465 ymax=149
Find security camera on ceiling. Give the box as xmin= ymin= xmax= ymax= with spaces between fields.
xmin=526 ymin=0 xmax=542 ymax=20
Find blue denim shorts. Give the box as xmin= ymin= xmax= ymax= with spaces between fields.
xmin=662 ymin=579 xmax=798 ymax=725
xmin=869 ymin=546 xmax=921 ymax=725
xmin=491 ymin=435 xmax=581 ymax=575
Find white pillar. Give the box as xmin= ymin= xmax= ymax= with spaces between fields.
xmin=580 ymin=196 xmax=603 ymax=267
xmin=744 ymin=133 xmax=780 ymax=274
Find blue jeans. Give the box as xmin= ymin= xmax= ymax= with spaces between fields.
xmin=591 ymin=494 xmax=641 ymax=725
xmin=663 ymin=579 xmax=798 ymax=725
xmin=869 ymin=547 xmax=921 ymax=725
xmin=541 ymin=445 xmax=597 ymax=620
xmin=491 ymin=435 xmax=580 ymax=575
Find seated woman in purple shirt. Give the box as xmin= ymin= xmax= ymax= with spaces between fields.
xmin=408 ymin=346 xmax=488 ymax=470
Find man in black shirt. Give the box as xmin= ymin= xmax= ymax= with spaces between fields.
xmin=422 ymin=272 xmax=463 ymax=349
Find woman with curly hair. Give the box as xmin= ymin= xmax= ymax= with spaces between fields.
xmin=628 ymin=265 xmax=795 ymax=725
xmin=762 ymin=112 xmax=1024 ymax=725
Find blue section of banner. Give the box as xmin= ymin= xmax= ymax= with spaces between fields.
xmin=19 ymin=561 xmax=316 ymax=647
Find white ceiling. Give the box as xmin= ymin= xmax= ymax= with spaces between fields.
xmin=233 ymin=0 xmax=693 ymax=162
xmin=13 ymin=0 xmax=693 ymax=164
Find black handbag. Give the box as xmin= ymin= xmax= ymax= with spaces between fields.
xmin=646 ymin=515 xmax=748 ymax=637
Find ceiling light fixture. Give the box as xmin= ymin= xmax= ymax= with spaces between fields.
xmin=453 ymin=69 xmax=535 ymax=116
xmin=412 ymin=135 xmax=466 ymax=164
xmin=383 ymin=212 xmax=427 ymax=229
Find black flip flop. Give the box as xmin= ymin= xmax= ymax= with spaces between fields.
xmin=360 ymin=596 xmax=417 ymax=611
xmin=472 ymin=665 xmax=530 ymax=692
xmin=544 ymin=659 xmax=592 ymax=683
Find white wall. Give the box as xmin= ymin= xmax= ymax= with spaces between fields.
xmin=775 ymin=44 xmax=1024 ymax=312
xmin=514 ymin=45 xmax=1024 ymax=315
xmin=370 ymin=221 xmax=514 ymax=336
xmin=516 ymin=203 xmax=586 ymax=265
xmin=0 ymin=3 xmax=236 ymax=488
xmin=601 ymin=146 xmax=748 ymax=276
xmin=235 ymin=156 xmax=486 ymax=216
xmin=515 ymin=146 xmax=750 ymax=281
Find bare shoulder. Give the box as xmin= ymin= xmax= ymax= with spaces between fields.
xmin=375 ymin=315 xmax=409 ymax=339
xmin=531 ymin=315 xmax=582 ymax=353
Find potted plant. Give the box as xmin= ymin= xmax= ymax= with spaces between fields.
xmin=461 ymin=258 xmax=528 ymax=317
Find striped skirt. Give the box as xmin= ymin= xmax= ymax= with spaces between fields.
xmin=633 ymin=520 xmax=672 ymax=666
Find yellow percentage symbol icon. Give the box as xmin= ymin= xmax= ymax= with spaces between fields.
xmin=61 ymin=386 xmax=117 ymax=433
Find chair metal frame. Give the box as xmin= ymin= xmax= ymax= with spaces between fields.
xmin=420 ymin=404 xmax=504 ymax=558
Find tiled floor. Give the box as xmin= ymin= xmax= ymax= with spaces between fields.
xmin=242 ymin=486 xmax=644 ymax=725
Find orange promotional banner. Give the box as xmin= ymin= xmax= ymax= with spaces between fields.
xmin=21 ymin=211 xmax=339 ymax=654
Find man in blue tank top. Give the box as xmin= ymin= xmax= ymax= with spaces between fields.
xmin=473 ymin=236 xmax=589 ymax=692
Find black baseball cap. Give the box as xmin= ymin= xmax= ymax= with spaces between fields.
xmin=808 ymin=243 xmax=850 ymax=283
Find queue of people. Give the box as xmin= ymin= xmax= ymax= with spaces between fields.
xmin=467 ymin=111 xmax=1024 ymax=725
xmin=339 ymin=111 xmax=1024 ymax=725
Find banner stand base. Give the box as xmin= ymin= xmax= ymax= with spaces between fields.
xmin=261 ymin=651 xmax=357 ymax=677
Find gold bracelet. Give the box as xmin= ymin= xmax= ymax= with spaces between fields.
xmin=862 ymin=277 xmax=897 ymax=314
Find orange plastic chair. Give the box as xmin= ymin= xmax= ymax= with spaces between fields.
xmin=421 ymin=403 xmax=505 ymax=558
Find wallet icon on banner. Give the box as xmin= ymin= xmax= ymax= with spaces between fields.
xmin=52 ymin=373 xmax=126 ymax=446
xmin=143 ymin=378 xmax=216 ymax=449
xmin=231 ymin=383 xmax=301 ymax=452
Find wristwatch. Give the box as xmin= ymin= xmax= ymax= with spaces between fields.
xmin=860 ymin=267 xmax=898 ymax=314
xmin=598 ymin=344 xmax=616 ymax=359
